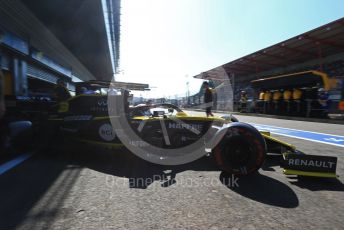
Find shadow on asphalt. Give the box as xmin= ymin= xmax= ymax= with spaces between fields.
xmin=65 ymin=145 xmax=220 ymax=189
xmin=0 ymin=151 xmax=81 ymax=230
xmin=288 ymin=176 xmax=344 ymax=192
xmin=220 ymin=171 xmax=299 ymax=208
xmin=65 ymin=146 xmax=301 ymax=208
xmin=262 ymin=155 xmax=344 ymax=192
xmin=9 ymin=144 xmax=343 ymax=229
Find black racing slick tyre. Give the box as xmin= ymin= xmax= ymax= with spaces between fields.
xmin=213 ymin=122 xmax=266 ymax=176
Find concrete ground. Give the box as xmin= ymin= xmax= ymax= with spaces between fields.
xmin=0 ymin=112 xmax=343 ymax=230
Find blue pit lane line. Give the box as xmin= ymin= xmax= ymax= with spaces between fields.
xmin=0 ymin=152 xmax=33 ymax=175
xmin=249 ymin=123 xmax=344 ymax=148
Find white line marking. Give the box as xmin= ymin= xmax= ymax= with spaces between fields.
xmin=266 ymin=132 xmax=344 ymax=148
xmin=249 ymin=123 xmax=344 ymax=148
xmin=249 ymin=123 xmax=344 ymax=138
xmin=324 ymin=138 xmax=344 ymax=142
xmin=0 ymin=152 xmax=33 ymax=175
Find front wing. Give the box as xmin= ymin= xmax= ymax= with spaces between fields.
xmin=261 ymin=132 xmax=338 ymax=178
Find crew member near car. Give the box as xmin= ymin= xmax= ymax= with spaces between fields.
xmin=263 ymin=90 xmax=272 ymax=101
xmin=203 ymin=81 xmax=214 ymax=117
xmin=239 ymin=90 xmax=248 ymax=112
xmin=283 ymin=89 xmax=292 ymax=100
xmin=273 ymin=90 xmax=282 ymax=101
xmin=292 ymin=88 xmax=302 ymax=100
xmin=318 ymin=88 xmax=329 ymax=110
xmin=53 ymin=79 xmax=71 ymax=102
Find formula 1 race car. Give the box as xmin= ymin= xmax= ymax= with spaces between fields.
xmin=44 ymin=81 xmax=338 ymax=178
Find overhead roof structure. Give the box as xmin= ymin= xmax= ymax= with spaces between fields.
xmin=195 ymin=17 xmax=344 ymax=81
xmin=20 ymin=0 xmax=120 ymax=81
xmin=76 ymin=80 xmax=149 ymax=91
xmin=251 ymin=70 xmax=330 ymax=91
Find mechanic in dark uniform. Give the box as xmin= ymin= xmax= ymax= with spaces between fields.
xmin=239 ymin=90 xmax=248 ymax=112
xmin=53 ymin=79 xmax=71 ymax=102
xmin=317 ymin=88 xmax=330 ymax=116
xmin=203 ymin=81 xmax=214 ymax=117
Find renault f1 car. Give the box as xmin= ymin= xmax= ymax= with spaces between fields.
xmin=45 ymin=81 xmax=338 ymax=178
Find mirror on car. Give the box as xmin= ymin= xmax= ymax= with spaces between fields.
xmin=153 ymin=110 xmax=165 ymax=117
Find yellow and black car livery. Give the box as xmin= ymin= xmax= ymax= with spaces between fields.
xmin=46 ymin=81 xmax=338 ymax=178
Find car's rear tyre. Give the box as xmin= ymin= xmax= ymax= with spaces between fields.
xmin=213 ymin=123 xmax=266 ymax=176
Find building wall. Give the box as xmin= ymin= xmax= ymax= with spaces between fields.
xmin=0 ymin=0 xmax=95 ymax=82
xmin=0 ymin=0 xmax=98 ymax=96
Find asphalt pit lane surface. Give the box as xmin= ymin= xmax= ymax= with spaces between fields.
xmin=220 ymin=171 xmax=299 ymax=208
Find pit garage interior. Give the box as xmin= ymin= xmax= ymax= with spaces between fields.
xmin=0 ymin=0 xmax=120 ymax=100
xmin=194 ymin=17 xmax=344 ymax=119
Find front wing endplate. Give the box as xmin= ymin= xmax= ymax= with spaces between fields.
xmin=282 ymin=152 xmax=338 ymax=178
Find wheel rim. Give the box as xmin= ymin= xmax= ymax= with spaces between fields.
xmin=223 ymin=137 xmax=252 ymax=168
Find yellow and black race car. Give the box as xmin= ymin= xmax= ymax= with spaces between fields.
xmin=45 ymin=81 xmax=338 ymax=178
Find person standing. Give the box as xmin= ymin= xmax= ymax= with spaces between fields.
xmin=317 ymin=88 xmax=329 ymax=110
xmin=239 ymin=90 xmax=248 ymax=112
xmin=203 ymin=81 xmax=214 ymax=117
xmin=53 ymin=79 xmax=71 ymax=102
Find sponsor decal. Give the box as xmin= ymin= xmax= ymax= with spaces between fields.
xmin=284 ymin=153 xmax=337 ymax=173
xmin=60 ymin=127 xmax=78 ymax=133
xmin=90 ymin=107 xmax=108 ymax=112
xmin=168 ymin=123 xmax=202 ymax=131
xmin=99 ymin=123 xmax=116 ymax=141
xmin=64 ymin=115 xmax=92 ymax=121
xmin=288 ymin=159 xmax=336 ymax=169
xmin=89 ymin=99 xmax=111 ymax=112
xmin=97 ymin=99 xmax=108 ymax=106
